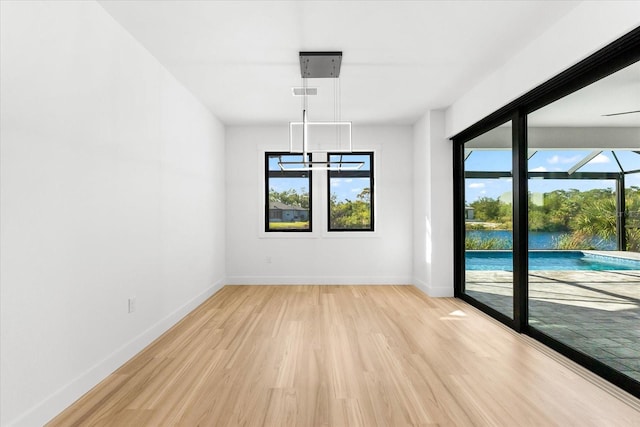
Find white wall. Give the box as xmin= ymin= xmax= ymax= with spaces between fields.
xmin=0 ymin=2 xmax=226 ymax=426
xmin=225 ymin=125 xmax=413 ymax=284
xmin=446 ymin=1 xmax=640 ymax=137
xmin=413 ymin=111 xmax=453 ymax=297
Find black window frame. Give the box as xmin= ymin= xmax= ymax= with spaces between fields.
xmin=327 ymin=152 xmax=374 ymax=232
xmin=265 ymin=152 xmax=312 ymax=232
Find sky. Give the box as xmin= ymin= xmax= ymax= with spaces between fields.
xmin=465 ymin=150 xmax=640 ymax=203
xmin=268 ymin=154 xmax=371 ymax=203
xmin=268 ymin=150 xmax=640 ymax=205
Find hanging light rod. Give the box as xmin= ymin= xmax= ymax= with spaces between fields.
xmin=279 ymin=51 xmax=359 ymax=171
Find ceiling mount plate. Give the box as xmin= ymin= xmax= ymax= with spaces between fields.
xmin=299 ymin=51 xmax=342 ymax=78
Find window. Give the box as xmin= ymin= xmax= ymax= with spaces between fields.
xmin=328 ymin=152 xmax=374 ymax=231
xmin=265 ymin=153 xmax=312 ymax=232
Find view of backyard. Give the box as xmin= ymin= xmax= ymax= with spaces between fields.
xmin=463 ymin=144 xmax=640 ymax=387
xmin=267 ymin=186 xmax=372 ymax=230
xmin=465 ymin=165 xmax=640 ymax=387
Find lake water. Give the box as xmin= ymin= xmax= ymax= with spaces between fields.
xmin=466 ymin=230 xmax=616 ymax=250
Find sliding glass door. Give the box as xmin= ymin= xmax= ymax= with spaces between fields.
xmin=453 ymin=27 xmax=640 ymax=397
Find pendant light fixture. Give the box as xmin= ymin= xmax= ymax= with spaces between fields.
xmin=278 ymin=51 xmax=363 ymax=171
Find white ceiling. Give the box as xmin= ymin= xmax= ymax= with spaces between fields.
xmin=98 ymin=1 xmax=582 ymax=126
xmin=529 ymin=60 xmax=640 ymax=127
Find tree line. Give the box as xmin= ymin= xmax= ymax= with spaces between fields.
xmin=330 ymin=188 xmax=371 ymax=229
xmin=269 ymin=187 xmax=372 ymax=229
xmin=269 ymin=188 xmax=309 ymax=209
xmin=467 ymin=186 xmax=640 ymax=251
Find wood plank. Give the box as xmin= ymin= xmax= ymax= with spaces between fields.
xmin=47 ymin=285 xmax=640 ymax=426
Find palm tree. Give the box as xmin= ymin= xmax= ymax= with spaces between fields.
xmin=624 ymin=187 xmax=640 ymax=251
xmin=573 ymin=198 xmax=617 ymax=241
xmin=573 ymin=194 xmax=640 ymax=252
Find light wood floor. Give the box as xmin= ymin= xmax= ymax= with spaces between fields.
xmin=48 ymin=285 xmax=640 ymax=426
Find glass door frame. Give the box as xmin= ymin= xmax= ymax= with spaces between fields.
xmin=454 ymin=113 xmax=527 ymax=331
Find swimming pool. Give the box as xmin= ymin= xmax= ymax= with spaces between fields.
xmin=466 ymin=251 xmax=640 ymax=271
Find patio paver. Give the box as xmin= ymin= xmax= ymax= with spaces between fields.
xmin=465 ymin=268 xmax=640 ymax=382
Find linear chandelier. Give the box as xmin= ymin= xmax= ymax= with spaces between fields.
xmin=278 ymin=51 xmax=363 ymax=171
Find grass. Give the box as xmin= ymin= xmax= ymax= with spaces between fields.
xmin=465 ymin=221 xmax=511 ymax=230
xmin=465 ymin=236 xmax=512 ymax=250
xmin=552 ymin=232 xmax=598 ymax=250
xmin=269 ymin=221 xmax=309 ymax=230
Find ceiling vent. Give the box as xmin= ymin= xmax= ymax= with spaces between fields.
xmin=292 ymin=87 xmax=318 ymax=96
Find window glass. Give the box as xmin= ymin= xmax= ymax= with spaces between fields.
xmin=463 ymin=123 xmax=514 ymax=319
xmin=465 ymin=150 xmax=512 ymax=172
xmin=613 ymin=150 xmax=640 ymax=172
xmin=528 ymin=150 xmax=593 ymax=172
xmin=578 ymin=151 xmax=621 ymax=173
xmin=265 ymin=153 xmax=311 ymax=231
xmin=328 ymin=153 xmax=374 ymax=231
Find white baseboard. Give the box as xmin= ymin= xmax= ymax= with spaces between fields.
xmin=225 ymin=275 xmax=413 ymax=285
xmin=425 ymin=286 xmax=454 ymax=297
xmin=413 ymin=277 xmax=430 ymax=295
xmin=8 ymin=279 xmax=225 ymax=427
xmin=413 ymin=277 xmax=454 ymax=297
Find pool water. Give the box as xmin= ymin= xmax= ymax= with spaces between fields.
xmin=466 ymin=251 xmax=640 ymax=271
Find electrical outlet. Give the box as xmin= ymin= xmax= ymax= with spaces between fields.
xmin=128 ymin=297 xmax=136 ymax=313
xmin=266 ymin=256 xmax=272 ymax=264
